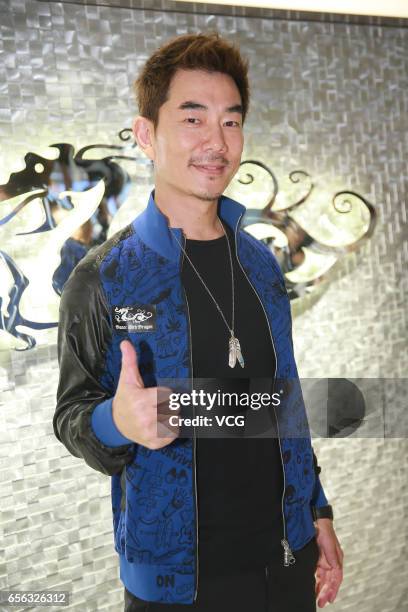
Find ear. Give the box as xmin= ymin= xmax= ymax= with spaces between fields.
xmin=132 ymin=115 xmax=155 ymax=161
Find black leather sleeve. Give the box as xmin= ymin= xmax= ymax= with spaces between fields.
xmin=53 ymin=252 xmax=135 ymax=476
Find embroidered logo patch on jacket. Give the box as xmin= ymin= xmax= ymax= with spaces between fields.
xmin=112 ymin=304 xmax=157 ymax=332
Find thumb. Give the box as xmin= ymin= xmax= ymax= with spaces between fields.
xmin=118 ymin=339 xmax=145 ymax=389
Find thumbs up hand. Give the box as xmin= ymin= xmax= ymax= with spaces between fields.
xmin=112 ymin=339 xmax=179 ymax=449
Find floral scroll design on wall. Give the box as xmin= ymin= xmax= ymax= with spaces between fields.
xmin=236 ymin=160 xmax=377 ymax=301
xmin=0 ymin=132 xmax=376 ymax=350
xmin=0 ymin=130 xmax=137 ymax=350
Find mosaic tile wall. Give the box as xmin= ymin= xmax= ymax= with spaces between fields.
xmin=0 ymin=0 xmax=407 ymax=610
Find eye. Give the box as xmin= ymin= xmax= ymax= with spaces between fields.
xmin=225 ymin=120 xmax=241 ymax=127
xmin=184 ymin=117 xmax=200 ymax=124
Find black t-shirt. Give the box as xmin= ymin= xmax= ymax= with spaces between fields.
xmin=181 ymin=220 xmax=284 ymax=576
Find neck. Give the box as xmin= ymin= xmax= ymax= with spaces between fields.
xmin=153 ymin=183 xmax=225 ymax=240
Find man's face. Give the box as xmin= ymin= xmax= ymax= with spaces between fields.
xmin=140 ymin=68 xmax=245 ymax=202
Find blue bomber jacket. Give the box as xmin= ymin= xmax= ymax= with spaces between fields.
xmin=54 ymin=188 xmax=331 ymax=605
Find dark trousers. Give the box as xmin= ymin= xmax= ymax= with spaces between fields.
xmin=124 ymin=536 xmax=319 ymax=612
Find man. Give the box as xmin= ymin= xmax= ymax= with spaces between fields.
xmin=54 ymin=31 xmax=343 ymax=611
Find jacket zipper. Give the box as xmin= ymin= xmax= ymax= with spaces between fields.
xmin=233 ymin=213 xmax=296 ymax=567
xmin=179 ymin=233 xmax=199 ymax=601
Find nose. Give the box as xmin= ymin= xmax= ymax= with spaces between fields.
xmin=203 ymin=123 xmax=228 ymax=154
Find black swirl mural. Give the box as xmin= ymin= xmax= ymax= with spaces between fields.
xmin=0 ymin=130 xmax=376 ymax=350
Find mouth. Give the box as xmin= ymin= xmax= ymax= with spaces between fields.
xmin=191 ymin=164 xmax=227 ymax=176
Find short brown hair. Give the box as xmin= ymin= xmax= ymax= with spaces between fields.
xmin=134 ymin=31 xmax=250 ymax=129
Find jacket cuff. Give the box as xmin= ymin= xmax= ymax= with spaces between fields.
xmin=91 ymin=398 xmax=134 ymax=447
xmin=311 ymin=473 xmax=329 ymax=507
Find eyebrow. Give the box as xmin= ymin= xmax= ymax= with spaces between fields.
xmin=177 ymin=100 xmax=243 ymax=115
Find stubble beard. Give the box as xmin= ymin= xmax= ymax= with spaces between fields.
xmin=188 ymin=161 xmax=234 ymax=202
xmin=194 ymin=190 xmax=224 ymax=202
xmin=191 ymin=178 xmax=230 ymax=202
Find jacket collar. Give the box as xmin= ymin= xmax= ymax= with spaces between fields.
xmin=132 ymin=188 xmax=246 ymax=263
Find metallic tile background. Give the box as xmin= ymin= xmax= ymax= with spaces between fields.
xmin=0 ymin=0 xmax=407 ymax=610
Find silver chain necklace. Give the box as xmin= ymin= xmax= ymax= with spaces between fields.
xmin=170 ymin=216 xmax=245 ymax=369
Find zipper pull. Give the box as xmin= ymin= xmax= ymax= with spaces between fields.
xmin=281 ymin=538 xmax=296 ymax=566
